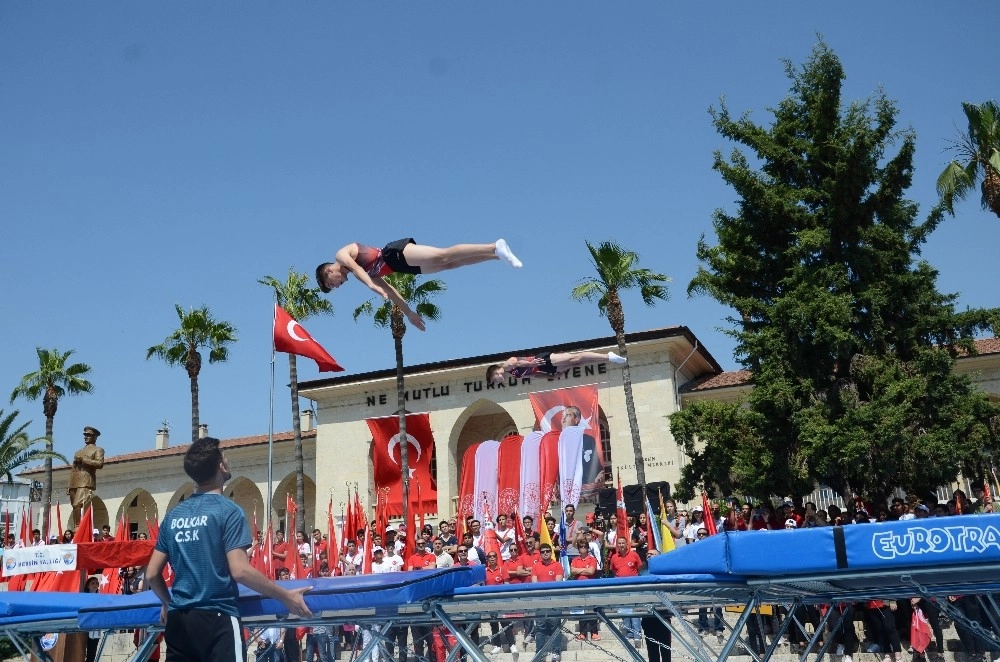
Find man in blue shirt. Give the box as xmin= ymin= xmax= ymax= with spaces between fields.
xmin=147 ymin=437 xmax=311 ymax=661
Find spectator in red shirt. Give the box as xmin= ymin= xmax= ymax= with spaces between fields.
xmin=272 ymin=530 xmax=288 ymax=575
xmin=511 ymin=536 xmax=539 ymax=582
xmin=532 ymin=544 xmax=564 ymax=660
xmin=609 ymin=537 xmax=641 ymax=577
xmin=610 ymin=538 xmax=643 ymax=641
xmin=570 ymin=543 xmax=600 ymax=641
xmin=483 ymin=552 xmax=516 ymax=655
xmin=406 ymin=545 xmax=436 ymax=571
xmin=510 ymin=536 xmax=540 ymax=644
xmin=406 ymin=544 xmax=437 ymax=660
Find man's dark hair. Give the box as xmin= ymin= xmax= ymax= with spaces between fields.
xmin=184 ymin=436 xmax=223 ymax=484
xmin=486 ymin=364 xmax=504 ymax=383
xmin=315 ymin=263 xmax=334 ymax=293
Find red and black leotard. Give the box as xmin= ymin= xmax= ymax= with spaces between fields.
xmin=354 ymin=243 xmax=392 ymax=278
xmin=508 ymin=352 xmax=558 ymax=379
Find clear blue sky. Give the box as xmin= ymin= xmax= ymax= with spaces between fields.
xmin=2 ymin=2 xmax=997 ymax=460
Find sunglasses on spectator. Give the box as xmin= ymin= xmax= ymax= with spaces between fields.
xmin=697 ymin=532 xmax=708 ymax=538
xmin=541 ymin=549 xmax=552 ymax=554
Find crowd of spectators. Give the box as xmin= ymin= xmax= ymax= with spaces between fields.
xmin=4 ymin=482 xmax=996 ymax=661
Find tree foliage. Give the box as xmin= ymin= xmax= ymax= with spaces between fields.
xmin=0 ymin=409 xmax=67 ymax=482
xmin=937 ymin=100 xmax=1000 ymax=219
xmin=671 ymin=42 xmax=1000 ymax=504
xmin=572 ymin=240 xmax=670 ymax=487
xmin=9 ymin=347 xmax=92 ymax=535
xmin=146 ymin=305 xmax=237 ymax=443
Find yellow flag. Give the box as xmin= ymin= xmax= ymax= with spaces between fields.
xmin=659 ymin=491 xmax=676 ymax=552
xmin=539 ymin=513 xmax=554 ymax=550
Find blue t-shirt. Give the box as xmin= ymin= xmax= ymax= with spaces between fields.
xmin=155 ymin=492 xmax=251 ymax=617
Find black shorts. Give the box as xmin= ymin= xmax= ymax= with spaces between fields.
xmin=382 ymin=238 xmax=421 ymax=275
xmin=165 ymin=609 xmax=246 ymax=662
xmin=534 ymin=352 xmax=559 ymax=376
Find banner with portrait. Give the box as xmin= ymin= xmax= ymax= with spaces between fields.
xmin=528 ymin=384 xmax=603 ymax=501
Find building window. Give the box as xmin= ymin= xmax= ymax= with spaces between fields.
xmin=600 ymin=418 xmax=612 ymax=485
xmin=430 ymin=445 xmax=437 ymax=485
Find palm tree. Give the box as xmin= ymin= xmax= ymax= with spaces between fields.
xmin=259 ymin=268 xmax=333 ymax=527
xmin=0 ymin=409 xmax=67 ymax=482
xmin=146 ymin=305 xmax=237 ymax=443
xmin=353 ymin=273 xmax=445 ymax=525
xmin=571 ymin=240 xmax=670 ymax=488
xmin=938 ymin=100 xmax=1000 ymax=219
xmin=9 ymin=348 xmax=93 ymax=535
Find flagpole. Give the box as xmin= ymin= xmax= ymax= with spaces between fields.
xmin=267 ymin=302 xmax=277 ymax=537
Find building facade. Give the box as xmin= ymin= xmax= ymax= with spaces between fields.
xmin=20 ymin=332 xmax=1000 ymax=535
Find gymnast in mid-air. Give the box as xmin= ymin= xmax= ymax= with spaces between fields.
xmin=487 ymin=349 xmax=626 ymax=385
xmin=316 ymin=237 xmax=521 ymax=330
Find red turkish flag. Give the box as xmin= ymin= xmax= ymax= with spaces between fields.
xmin=273 ymin=304 xmax=344 ymax=372
xmin=702 ymin=492 xmax=718 ymax=536
xmin=511 ymin=508 xmax=528 ymax=557
xmin=616 ymin=472 xmax=629 ymax=542
xmin=99 ymin=514 xmax=130 ymax=594
xmin=367 ymin=413 xmax=438 ymax=518
xmin=326 ymin=499 xmax=337 ymax=571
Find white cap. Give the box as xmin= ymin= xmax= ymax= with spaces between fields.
xmin=784 ymin=519 xmax=797 ymax=528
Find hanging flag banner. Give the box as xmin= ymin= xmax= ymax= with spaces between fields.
xmin=3 ymin=544 xmax=77 ymax=577
xmin=473 ymin=441 xmax=500 ymax=524
xmin=457 ymin=442 xmax=481 ymax=525
xmin=529 ymin=384 xmax=603 ymax=501
xmin=368 ymin=413 xmax=438 ymax=517
xmin=497 ymin=435 xmax=523 ymax=518
xmin=519 ymin=431 xmax=544 ymax=520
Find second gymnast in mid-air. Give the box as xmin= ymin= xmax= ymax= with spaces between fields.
xmin=316 ymin=237 xmax=521 ymax=330
xmin=487 ymin=350 xmax=626 ymax=385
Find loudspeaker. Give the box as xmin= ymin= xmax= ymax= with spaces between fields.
xmin=595 ymin=481 xmax=670 ymax=518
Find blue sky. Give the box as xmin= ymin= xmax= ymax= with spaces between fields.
xmin=2 ymin=2 xmax=997 ymax=460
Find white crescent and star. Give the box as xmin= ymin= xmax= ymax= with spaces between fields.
xmin=286 ymin=320 xmax=307 ymax=342
xmin=388 ymin=433 xmax=422 ymax=478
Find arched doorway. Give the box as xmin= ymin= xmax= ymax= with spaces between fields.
xmin=448 ymin=399 xmax=517 ymax=514
xmin=167 ymin=483 xmax=195 ymax=513
xmin=226 ymin=477 xmax=265 ymax=530
xmin=117 ymin=489 xmax=158 ymax=539
xmin=271 ymin=474 xmax=317 ymax=535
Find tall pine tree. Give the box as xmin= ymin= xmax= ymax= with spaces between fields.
xmin=671 ymin=42 xmax=1000 ymax=505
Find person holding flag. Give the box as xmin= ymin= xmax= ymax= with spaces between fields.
xmin=660 ymin=495 xmax=681 ymax=551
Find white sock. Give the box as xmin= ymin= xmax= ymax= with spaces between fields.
xmin=608 ymin=351 xmax=626 ymax=364
xmin=495 ymin=239 xmax=522 ymax=268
